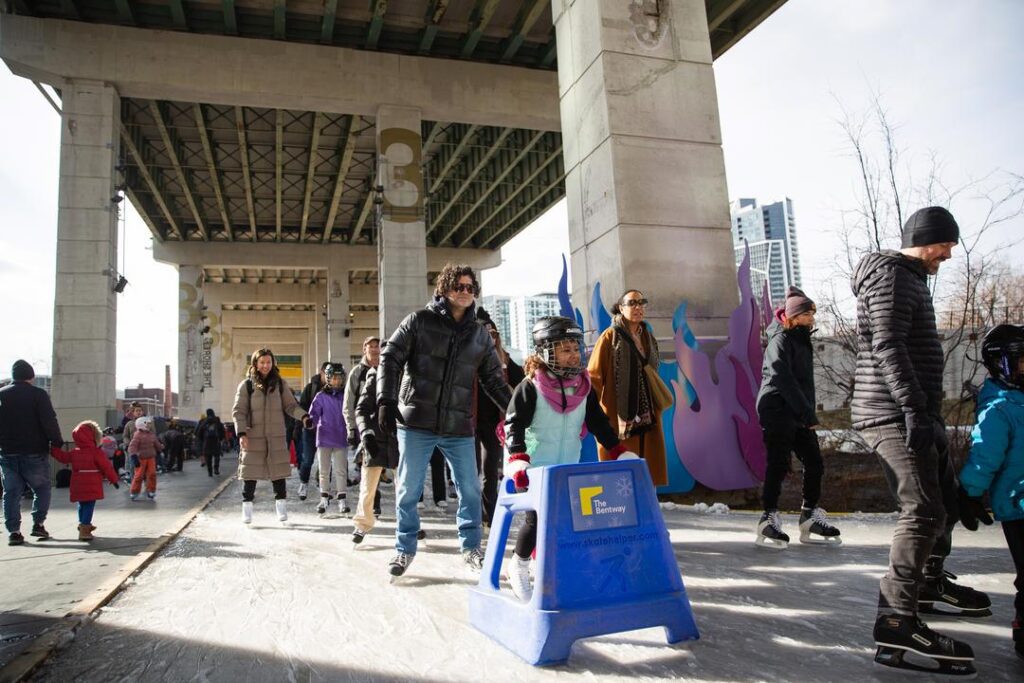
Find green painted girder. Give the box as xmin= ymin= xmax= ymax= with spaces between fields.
xmin=417 ymin=0 xmax=448 ymax=53
xmin=113 ymin=0 xmax=135 ymax=25
xmin=222 ymin=0 xmax=238 ymax=35
xmin=366 ymin=0 xmax=387 ymax=49
xmin=168 ymin=0 xmax=187 ymax=29
xmin=193 ymin=103 xmax=234 ymax=242
xmin=320 ymin=0 xmax=337 ymax=43
xmin=537 ymin=28 xmax=557 ymax=67
xmin=499 ymin=0 xmax=547 ymax=63
xmin=434 ymin=127 xmax=514 ymax=242
xmin=148 ymin=99 xmax=209 ymax=241
xmin=473 ymin=142 xmax=562 ymax=247
xmin=460 ymin=0 xmax=501 ymax=59
xmin=274 ymin=0 xmax=286 ymax=39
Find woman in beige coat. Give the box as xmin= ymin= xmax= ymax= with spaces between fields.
xmin=232 ymin=348 xmax=310 ymax=524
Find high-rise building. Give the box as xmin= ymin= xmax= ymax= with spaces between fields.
xmin=481 ymin=292 xmax=561 ymax=357
xmin=479 ymin=295 xmax=513 ymax=346
xmin=730 ymin=197 xmax=802 ymax=306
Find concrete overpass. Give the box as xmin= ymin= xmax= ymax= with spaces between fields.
xmin=0 ymin=0 xmax=787 ymax=426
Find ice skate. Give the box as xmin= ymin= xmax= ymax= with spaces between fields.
xmin=275 ymin=499 xmax=288 ymax=522
xmin=130 ymin=493 xmax=139 ymax=501
xmin=506 ymin=556 xmax=533 ymax=602
xmin=352 ymin=529 xmax=366 ymax=546
xmin=463 ymin=547 xmax=485 ymax=572
xmin=798 ymin=507 xmax=842 ymax=546
xmin=388 ymin=552 xmax=414 ymax=582
xmin=146 ymin=492 xmax=156 ymax=501
xmin=316 ymin=495 xmax=330 ymax=515
xmin=297 ymin=482 xmax=308 ymax=501
xmin=1013 ymin=619 xmax=1023 ymax=661
xmin=435 ymin=499 xmax=448 ymax=510
xmin=242 ymin=501 xmax=253 ymax=524
xmin=755 ymin=511 xmax=789 ymax=549
xmin=919 ymin=571 xmax=992 ymax=618
xmin=873 ymin=614 xmax=975 ymax=677
xmin=417 ymin=529 xmax=427 ymax=541
xmin=337 ymin=497 xmax=351 ymax=515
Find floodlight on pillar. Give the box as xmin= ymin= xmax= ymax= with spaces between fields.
xmin=112 ymin=276 xmax=129 ymax=293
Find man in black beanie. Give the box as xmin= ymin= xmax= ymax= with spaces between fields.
xmin=0 ymin=360 xmax=63 ymax=545
xmin=850 ymin=206 xmax=986 ymax=672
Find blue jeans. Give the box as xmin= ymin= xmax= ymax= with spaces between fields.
xmin=395 ymin=427 xmax=481 ymax=555
xmin=0 ymin=453 xmax=52 ymax=533
xmin=299 ymin=429 xmax=316 ymax=483
xmin=78 ymin=500 xmax=97 ymax=525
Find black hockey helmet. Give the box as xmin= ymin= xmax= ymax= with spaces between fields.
xmin=981 ymin=324 xmax=1024 ymax=390
xmin=532 ymin=316 xmax=585 ymax=378
xmin=324 ymin=363 xmax=345 ymax=382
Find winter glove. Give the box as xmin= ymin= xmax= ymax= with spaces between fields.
xmin=302 ymin=415 xmax=313 ymax=430
xmin=362 ymin=433 xmax=380 ymax=460
xmin=904 ymin=413 xmax=934 ymax=455
xmin=957 ymin=485 xmax=993 ymax=531
xmin=50 ymin=446 xmax=64 ymax=459
xmin=505 ymin=453 xmax=530 ymax=492
xmin=932 ymin=416 xmax=949 ymax=454
xmin=378 ymin=402 xmax=398 ymax=437
xmin=349 ymin=433 xmax=360 ymax=451
xmin=606 ymin=444 xmax=640 ymax=460
xmin=130 ymin=454 xmax=140 ymax=468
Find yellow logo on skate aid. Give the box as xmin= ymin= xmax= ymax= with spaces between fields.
xmin=569 ymin=472 xmax=638 ymax=531
xmin=579 ymin=486 xmax=604 ymax=515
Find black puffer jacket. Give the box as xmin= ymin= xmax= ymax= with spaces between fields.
xmin=756 ymin=313 xmax=818 ymax=428
xmin=355 ymin=367 xmax=399 ymax=469
xmin=379 ymin=297 xmax=513 ymax=437
xmin=850 ymin=250 xmax=944 ymax=429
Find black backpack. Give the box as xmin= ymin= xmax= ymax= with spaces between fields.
xmin=55 ymin=467 xmax=72 ymax=488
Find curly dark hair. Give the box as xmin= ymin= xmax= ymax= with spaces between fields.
xmin=434 ymin=263 xmax=479 ymax=298
xmin=247 ymin=348 xmax=283 ymax=392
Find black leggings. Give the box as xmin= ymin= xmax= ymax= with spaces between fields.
xmin=761 ymin=424 xmax=823 ymax=511
xmin=514 ymin=511 xmax=538 ymax=560
xmin=205 ymin=451 xmax=221 ymax=475
xmin=242 ymin=478 xmax=286 ymax=502
xmin=418 ymin=447 xmax=447 ymax=505
xmin=476 ymin=425 xmax=503 ymax=526
xmin=1004 ymin=519 xmax=1024 ymax=620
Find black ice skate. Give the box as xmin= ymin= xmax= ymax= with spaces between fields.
xmin=919 ymin=571 xmax=992 ymax=618
xmin=755 ymin=511 xmax=789 ymax=550
xmin=352 ymin=529 xmax=365 ymax=545
xmin=388 ymin=552 xmax=413 ymax=582
xmin=873 ymin=614 xmax=975 ymax=677
xmin=798 ymin=507 xmax=842 ymax=546
xmin=316 ymin=494 xmax=330 ymax=515
xmin=462 ymin=547 xmax=485 ymax=571
xmin=1013 ymin=618 xmax=1023 ymax=661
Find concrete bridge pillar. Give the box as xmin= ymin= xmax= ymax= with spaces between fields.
xmin=326 ymin=259 xmax=350 ymax=365
xmin=177 ymin=265 xmax=206 ymax=417
xmin=51 ymin=79 xmax=121 ymax=432
xmin=553 ymin=0 xmax=738 ymax=338
xmin=376 ymin=105 xmax=428 ymax=338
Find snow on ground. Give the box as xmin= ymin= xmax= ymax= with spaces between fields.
xmin=33 ymin=474 xmax=1021 ymax=682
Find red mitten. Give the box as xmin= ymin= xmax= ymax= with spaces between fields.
xmin=505 ymin=453 xmax=531 ymax=492
xmin=607 ymin=444 xmax=639 ymax=460
xmin=495 ymin=419 xmax=506 ymax=448
xmin=50 ymin=445 xmax=64 ymax=459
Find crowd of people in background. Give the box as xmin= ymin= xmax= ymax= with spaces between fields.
xmin=1 ymin=205 xmax=1022 ymax=673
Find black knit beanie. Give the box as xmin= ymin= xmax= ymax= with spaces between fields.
xmin=11 ymin=360 xmax=34 ymax=382
xmin=784 ymin=287 xmax=815 ymax=319
xmin=902 ymin=207 xmax=960 ymax=248
xmin=206 ymin=408 xmax=215 ymax=418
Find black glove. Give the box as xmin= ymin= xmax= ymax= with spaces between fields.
xmin=363 ymin=433 xmax=380 ymax=460
xmin=378 ymin=402 xmax=398 ymax=437
xmin=957 ymin=485 xmax=993 ymax=531
xmin=350 ymin=433 xmax=360 ymax=450
xmin=932 ymin=417 xmax=949 ymax=454
xmin=904 ymin=413 xmax=934 ymax=454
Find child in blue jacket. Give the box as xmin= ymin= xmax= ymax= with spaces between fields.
xmin=958 ymin=324 xmax=1024 ymax=660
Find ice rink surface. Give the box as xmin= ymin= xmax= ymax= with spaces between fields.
xmin=33 ymin=476 xmax=1020 ymax=682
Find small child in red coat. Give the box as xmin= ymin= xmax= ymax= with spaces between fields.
xmin=50 ymin=421 xmax=120 ymax=541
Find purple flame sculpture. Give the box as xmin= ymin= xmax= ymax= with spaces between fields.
xmin=671 ymin=246 xmax=767 ymax=490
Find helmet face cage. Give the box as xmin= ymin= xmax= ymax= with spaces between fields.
xmin=537 ymin=338 xmax=586 ymax=379
xmin=324 ymin=364 xmax=343 ymax=384
xmin=982 ymin=326 xmax=1024 ymax=390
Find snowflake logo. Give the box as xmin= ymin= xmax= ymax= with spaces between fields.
xmin=616 ymin=475 xmax=633 ymax=498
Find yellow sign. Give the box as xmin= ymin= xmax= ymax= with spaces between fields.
xmin=579 ymin=486 xmax=604 ymax=516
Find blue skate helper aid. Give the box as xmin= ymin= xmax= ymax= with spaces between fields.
xmin=468 ymin=460 xmax=699 ymax=665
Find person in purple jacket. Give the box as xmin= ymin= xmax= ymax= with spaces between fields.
xmin=309 ymin=363 xmax=350 ymax=515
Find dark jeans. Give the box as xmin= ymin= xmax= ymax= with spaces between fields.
xmin=476 ymin=424 xmax=503 ymax=525
xmin=514 ymin=511 xmax=538 ymax=559
xmin=242 ymin=478 xmax=287 ymax=501
xmin=861 ymin=422 xmax=957 ymax=615
xmin=0 ymin=453 xmax=52 ymax=533
xmin=167 ymin=448 xmax=184 ymax=472
xmin=205 ymin=450 xmax=221 ymax=475
xmin=299 ymin=429 xmax=316 ymax=483
xmin=78 ymin=500 xmax=96 ymax=525
xmin=760 ymin=422 xmax=823 ymax=511
xmin=1004 ymin=519 xmax=1024 ymax=620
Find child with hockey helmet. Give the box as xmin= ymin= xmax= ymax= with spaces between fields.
xmin=959 ymin=324 xmax=1024 ymax=661
xmin=309 ymin=363 xmax=351 ymax=515
xmin=502 ymin=316 xmax=637 ymax=602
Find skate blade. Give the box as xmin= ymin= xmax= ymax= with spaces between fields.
xmin=754 ymin=536 xmax=788 ymax=550
xmin=875 ymin=646 xmax=976 ymax=678
xmin=799 ymin=533 xmax=842 ymax=546
xmin=918 ymin=603 xmax=992 ymax=619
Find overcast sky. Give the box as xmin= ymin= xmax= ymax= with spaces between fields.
xmin=2 ymin=0 xmax=1022 ymax=390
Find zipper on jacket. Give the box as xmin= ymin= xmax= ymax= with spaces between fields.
xmin=436 ymin=327 xmax=460 ymax=433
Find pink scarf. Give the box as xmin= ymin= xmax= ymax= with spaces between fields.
xmin=533 ymin=370 xmax=591 ymax=414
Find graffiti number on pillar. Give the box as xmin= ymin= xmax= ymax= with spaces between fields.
xmin=379 ymin=127 xmax=423 ymax=223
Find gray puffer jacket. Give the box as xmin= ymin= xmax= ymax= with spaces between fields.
xmin=850 ymin=250 xmax=944 ymax=430
xmin=379 ymin=297 xmax=512 ymax=437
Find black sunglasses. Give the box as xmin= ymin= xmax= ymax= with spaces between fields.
xmin=451 ymin=283 xmax=477 ymax=294
xmin=622 ymin=298 xmax=648 ymax=307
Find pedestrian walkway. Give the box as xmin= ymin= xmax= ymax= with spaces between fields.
xmin=24 ymin=473 xmax=1022 ymax=682
xmin=0 ymin=453 xmax=235 ymax=673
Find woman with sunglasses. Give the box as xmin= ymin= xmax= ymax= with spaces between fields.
xmin=587 ymin=290 xmax=669 ymax=486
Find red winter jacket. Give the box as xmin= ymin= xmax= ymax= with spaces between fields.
xmin=129 ymin=429 xmax=162 ymax=459
xmin=51 ymin=424 xmax=119 ymax=503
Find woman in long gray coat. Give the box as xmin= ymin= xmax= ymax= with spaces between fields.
xmin=232 ymin=348 xmax=310 ymax=524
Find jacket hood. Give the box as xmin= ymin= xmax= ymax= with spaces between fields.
xmin=72 ymin=422 xmax=101 ymax=448
xmin=978 ymin=377 xmax=1024 ymax=409
xmin=426 ymin=295 xmax=478 ymax=326
xmin=851 ymin=250 xmax=927 ymax=296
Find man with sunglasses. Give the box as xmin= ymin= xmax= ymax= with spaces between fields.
xmin=378 ymin=264 xmax=513 ymax=578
